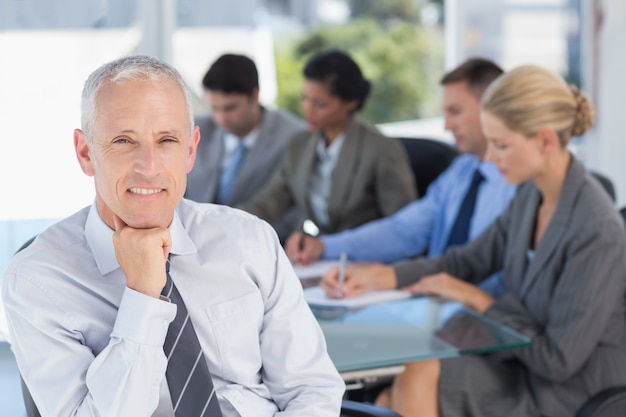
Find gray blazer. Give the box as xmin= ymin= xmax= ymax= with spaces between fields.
xmin=396 ymin=157 xmax=626 ymax=415
xmin=185 ymin=107 xmax=306 ymax=205
xmin=241 ymin=117 xmax=417 ymax=235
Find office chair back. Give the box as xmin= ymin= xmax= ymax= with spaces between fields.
xmin=590 ymin=171 xmax=616 ymax=203
xmin=575 ymin=386 xmax=626 ymax=417
xmin=341 ymin=400 xmax=402 ymax=417
xmin=395 ymin=137 xmax=458 ymax=197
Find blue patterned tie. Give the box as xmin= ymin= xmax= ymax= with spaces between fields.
xmin=162 ymin=256 xmax=223 ymax=417
xmin=445 ymin=168 xmax=484 ymax=248
xmin=217 ymin=142 xmax=247 ymax=204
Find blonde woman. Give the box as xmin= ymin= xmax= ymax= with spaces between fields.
xmin=323 ymin=65 xmax=626 ymax=416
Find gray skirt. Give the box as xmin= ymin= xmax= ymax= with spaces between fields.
xmin=438 ymin=356 xmax=539 ymax=417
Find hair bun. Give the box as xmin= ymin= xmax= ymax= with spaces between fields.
xmin=570 ymin=85 xmax=595 ymax=136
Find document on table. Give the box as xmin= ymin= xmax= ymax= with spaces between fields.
xmin=293 ymin=260 xmax=340 ymax=280
xmin=303 ymin=285 xmax=412 ymax=309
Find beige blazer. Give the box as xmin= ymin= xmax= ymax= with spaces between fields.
xmin=241 ymin=117 xmax=417 ymax=235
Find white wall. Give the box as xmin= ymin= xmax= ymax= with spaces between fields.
xmin=582 ymin=0 xmax=626 ymax=207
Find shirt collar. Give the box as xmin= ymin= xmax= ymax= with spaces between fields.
xmin=476 ymin=158 xmax=503 ymax=183
xmin=85 ymin=202 xmax=197 ymax=276
xmin=315 ymin=132 xmax=346 ymax=160
xmin=223 ymin=123 xmax=261 ymax=152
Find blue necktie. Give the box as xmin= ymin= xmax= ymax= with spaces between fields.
xmin=162 ymin=256 xmax=223 ymax=417
xmin=217 ymin=142 xmax=247 ymax=204
xmin=445 ymin=168 xmax=484 ymax=248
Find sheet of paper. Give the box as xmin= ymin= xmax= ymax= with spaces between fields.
xmin=303 ymin=285 xmax=412 ymax=309
xmin=293 ymin=260 xmax=340 ymax=280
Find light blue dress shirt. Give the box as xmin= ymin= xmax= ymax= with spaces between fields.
xmin=2 ymin=201 xmax=344 ymax=417
xmin=322 ymin=154 xmax=516 ymax=263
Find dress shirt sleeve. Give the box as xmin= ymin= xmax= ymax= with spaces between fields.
xmin=3 ymin=275 xmax=175 ymax=417
xmin=255 ymin=223 xmax=345 ymax=416
xmin=393 ymin=194 xmax=512 ymax=289
xmin=321 ymin=189 xmax=439 ymax=263
xmin=374 ymin=138 xmax=418 ymax=215
xmin=484 ymin=219 xmax=626 ymax=382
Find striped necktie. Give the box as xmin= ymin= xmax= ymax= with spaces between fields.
xmin=162 ymin=256 xmax=223 ymax=417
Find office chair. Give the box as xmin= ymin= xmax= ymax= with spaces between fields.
xmin=395 ymin=137 xmax=459 ymax=197
xmin=341 ymin=400 xmax=402 ymax=417
xmin=590 ymin=171 xmax=616 ymax=203
xmin=20 ymin=376 xmax=40 ymax=417
xmin=575 ymin=386 xmax=626 ymax=417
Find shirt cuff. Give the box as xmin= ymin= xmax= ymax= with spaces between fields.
xmin=112 ymin=287 xmax=177 ymax=347
xmin=320 ymin=235 xmax=341 ymax=260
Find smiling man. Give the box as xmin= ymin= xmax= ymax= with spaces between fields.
xmin=2 ymin=55 xmax=343 ymax=417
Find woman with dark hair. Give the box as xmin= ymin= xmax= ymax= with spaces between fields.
xmin=242 ymin=49 xmax=416 ymax=244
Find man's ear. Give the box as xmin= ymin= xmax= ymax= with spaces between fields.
xmin=346 ymin=99 xmax=359 ymax=114
xmin=186 ymin=126 xmax=201 ymax=173
xmin=74 ymin=129 xmax=95 ymax=176
xmin=250 ymin=87 xmax=260 ymax=105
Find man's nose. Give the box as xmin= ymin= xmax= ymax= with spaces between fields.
xmin=135 ymin=144 xmax=160 ymax=175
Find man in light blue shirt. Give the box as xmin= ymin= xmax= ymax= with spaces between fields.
xmin=3 ymin=56 xmax=344 ymax=417
xmin=287 ymin=58 xmax=515 ymax=295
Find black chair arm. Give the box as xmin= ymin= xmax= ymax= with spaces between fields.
xmin=575 ymin=386 xmax=626 ymax=417
xmin=341 ymin=399 xmax=403 ymax=417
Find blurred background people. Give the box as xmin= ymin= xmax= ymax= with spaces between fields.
xmin=288 ymin=58 xmax=514 ymax=296
xmin=324 ymin=65 xmax=626 ymax=417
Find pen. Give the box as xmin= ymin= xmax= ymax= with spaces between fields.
xmin=338 ymin=252 xmax=347 ymax=298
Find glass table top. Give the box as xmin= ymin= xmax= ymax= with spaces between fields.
xmin=312 ymin=296 xmax=531 ymax=374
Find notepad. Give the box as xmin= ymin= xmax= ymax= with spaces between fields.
xmin=303 ymin=285 xmax=412 ymax=309
xmin=293 ymin=260 xmax=340 ymax=280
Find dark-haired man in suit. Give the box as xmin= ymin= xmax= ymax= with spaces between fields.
xmin=185 ymin=54 xmax=306 ymax=209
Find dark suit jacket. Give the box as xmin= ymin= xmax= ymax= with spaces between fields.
xmin=396 ymin=157 xmax=626 ymax=415
xmin=241 ymin=117 xmax=417 ymax=235
xmin=185 ymin=107 xmax=306 ymax=205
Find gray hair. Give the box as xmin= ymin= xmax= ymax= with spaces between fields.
xmin=80 ymin=55 xmax=194 ymax=143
